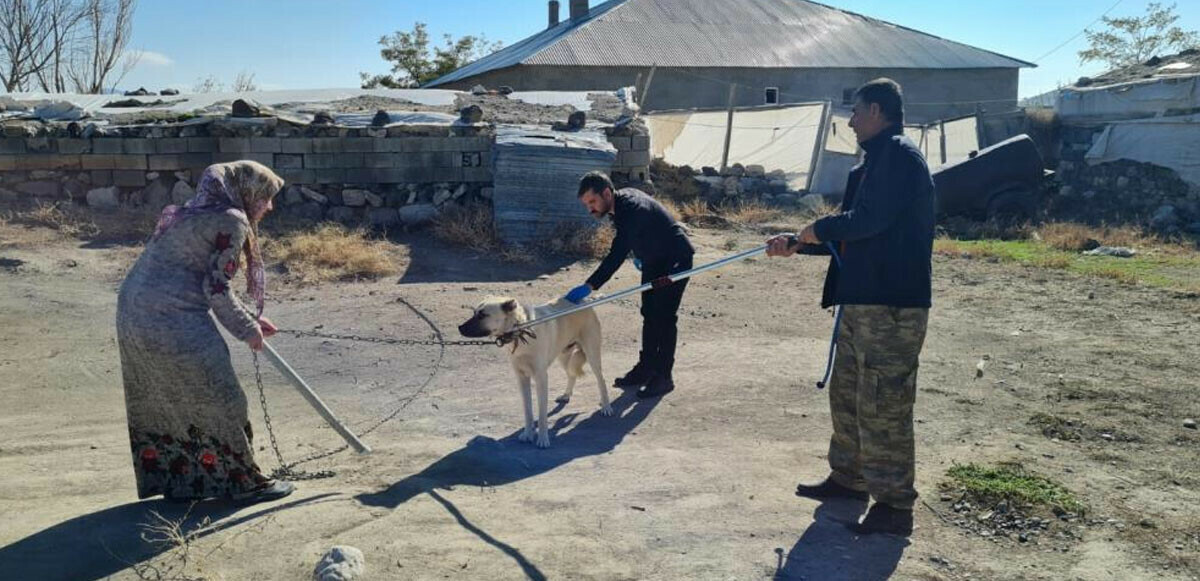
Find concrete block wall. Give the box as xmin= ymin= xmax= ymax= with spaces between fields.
xmin=605 ymin=118 xmax=651 ymax=186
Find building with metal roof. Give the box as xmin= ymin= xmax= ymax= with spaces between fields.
xmin=426 ymin=0 xmax=1034 ymax=122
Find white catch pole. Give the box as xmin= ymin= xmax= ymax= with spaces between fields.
xmin=261 ymin=342 xmax=372 ymax=454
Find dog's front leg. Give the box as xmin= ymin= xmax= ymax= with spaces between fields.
xmin=534 ymin=369 xmax=551 ymax=448
xmin=517 ymin=373 xmax=535 ymax=443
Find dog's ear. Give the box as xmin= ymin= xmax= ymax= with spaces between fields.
xmin=502 ymin=298 xmax=518 ymax=313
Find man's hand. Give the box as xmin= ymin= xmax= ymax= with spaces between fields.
xmin=766 ymin=234 xmax=800 ymax=257
xmin=565 ymin=284 xmax=592 ymax=304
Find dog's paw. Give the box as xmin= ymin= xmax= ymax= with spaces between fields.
xmin=599 ymin=404 xmax=615 ymax=416
xmin=555 ymin=394 xmax=571 ymax=404
xmin=536 ymin=432 xmax=551 ymax=448
xmin=518 ymin=428 xmax=534 ymax=442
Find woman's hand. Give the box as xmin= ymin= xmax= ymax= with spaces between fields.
xmin=258 ymin=316 xmax=278 ymax=338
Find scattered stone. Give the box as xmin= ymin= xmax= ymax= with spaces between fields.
xmin=313 ymin=546 xmax=365 ymax=581
xmin=371 ymin=110 xmax=390 ymax=127
xmin=232 ymin=98 xmax=269 ymax=118
xmin=1082 ymin=246 xmax=1136 ymax=258
xmin=745 ymin=164 xmax=766 ymax=178
xmin=479 ymin=187 xmax=494 ymax=200
xmin=498 ymin=86 xmax=514 ymax=95
xmin=283 ymin=186 xmax=305 ymax=206
xmin=160 ymin=88 xmax=180 ymax=96
xmin=367 ymin=207 xmax=400 ymax=227
xmin=452 ymin=184 xmax=468 ymax=200
xmin=364 ymin=191 xmax=384 ymax=207
xmin=86 ymin=186 xmax=120 ymax=210
xmin=727 ymin=163 xmax=746 ymax=177
xmin=142 ymin=180 xmax=172 ymax=209
xmin=328 ymin=207 xmax=358 ymax=224
xmin=701 ymin=166 xmax=719 ymax=177
xmin=123 ymin=87 xmax=153 ymax=96
xmin=459 ymin=104 xmax=484 ymax=124
xmin=312 ymin=111 xmax=335 ymax=125
xmin=471 ymin=84 xmax=488 ymax=95
xmin=300 ymin=186 xmax=327 ymax=204
xmin=1185 ymin=418 xmax=1197 ymax=430
xmin=342 ymin=189 xmax=368 ymax=207
xmin=568 ymin=111 xmax=587 ymax=130
xmin=171 ymin=180 xmax=195 ymax=205
xmin=398 ymin=204 xmax=437 ymax=228
xmin=432 ymin=188 xmax=453 ymax=206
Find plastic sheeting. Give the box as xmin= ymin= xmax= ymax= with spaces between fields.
xmin=646 ymin=103 xmax=825 ymax=189
xmin=1058 ymin=75 xmax=1200 ymax=119
xmin=1085 ymin=114 xmax=1200 ymax=186
xmin=492 ymin=127 xmax=617 ymax=244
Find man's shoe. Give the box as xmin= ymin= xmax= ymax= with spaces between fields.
xmin=794 ymin=478 xmax=869 ymax=501
xmin=637 ymin=375 xmax=674 ymax=398
xmin=615 ymin=363 xmax=653 ymax=388
xmin=847 ymin=503 xmax=914 ymax=536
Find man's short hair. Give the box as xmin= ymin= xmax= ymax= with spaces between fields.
xmin=854 ymin=78 xmax=904 ymax=124
xmin=577 ymin=171 xmax=613 ymax=198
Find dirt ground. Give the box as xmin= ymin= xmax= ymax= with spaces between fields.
xmin=1 ymin=220 xmax=1199 ymax=581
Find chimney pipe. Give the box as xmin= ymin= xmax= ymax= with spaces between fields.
xmin=548 ymin=0 xmax=559 ymax=28
xmin=569 ymin=0 xmax=588 ymax=20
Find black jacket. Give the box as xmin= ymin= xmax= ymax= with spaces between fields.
xmin=810 ymin=124 xmax=935 ymax=309
xmin=586 ymin=188 xmax=694 ymax=290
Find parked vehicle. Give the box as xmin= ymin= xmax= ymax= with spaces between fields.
xmin=933 ymin=134 xmax=1051 ymax=222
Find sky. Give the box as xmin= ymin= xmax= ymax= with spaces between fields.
xmin=118 ymin=0 xmax=1200 ymax=98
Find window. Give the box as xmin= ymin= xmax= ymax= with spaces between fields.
xmin=764 ymin=87 xmax=779 ymax=105
xmin=842 ymin=87 xmax=856 ymax=105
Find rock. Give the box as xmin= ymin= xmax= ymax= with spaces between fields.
xmin=796 ymin=194 xmax=826 ymax=214
xmin=143 ymin=180 xmax=172 ymax=209
xmin=471 ymin=84 xmax=488 ymax=95
xmin=745 ymin=164 xmax=766 ymax=178
xmin=170 ymin=180 xmax=195 ymax=205
xmin=33 ymin=101 xmax=87 ymax=121
xmin=768 ymin=179 xmax=789 ymax=194
xmin=160 ymin=88 xmax=180 ymax=96
xmin=15 ymin=181 xmax=61 ymax=198
xmin=701 ymin=166 xmax=719 ymax=177
xmin=1081 ymin=238 xmax=1102 ymax=251
xmin=399 ymin=204 xmax=437 ymax=227
xmin=727 ymin=163 xmax=746 ymax=177
xmin=1150 ymin=204 xmax=1179 ymax=231
xmin=1116 ymin=176 xmax=1129 ymax=189
xmin=498 ymin=86 xmax=514 ymax=95
xmin=328 ymin=207 xmax=358 ymax=225
xmin=722 ymin=176 xmax=741 ymax=197
xmin=364 ymin=191 xmax=384 ymax=207
xmin=371 ymin=110 xmax=390 ymax=127
xmin=283 ymin=185 xmax=305 ymax=206
xmin=774 ymin=193 xmax=798 ymax=206
xmin=86 ymin=186 xmax=120 ymax=210
xmin=124 ymin=87 xmax=152 ymax=96
xmin=288 ymin=202 xmax=325 ymax=222
xmin=433 ymin=188 xmax=453 ymax=206
xmin=300 ymin=186 xmax=327 ymax=204
xmin=0 ymin=188 xmax=19 ymax=203
xmin=174 ymin=170 xmax=191 ymax=183
xmin=1083 ymin=246 xmax=1136 ymax=258
xmin=1185 ymin=418 xmax=1197 ymax=430
xmin=567 ymin=111 xmax=587 ymax=130
xmin=367 ymin=207 xmax=400 ymax=228
xmin=313 ymin=546 xmax=365 ymax=581
xmin=232 ymin=99 xmax=268 ymax=118
xmin=342 ymin=189 xmax=368 ymax=207
xmin=452 ymin=184 xmax=468 ymax=200
xmin=312 ymin=111 xmax=335 ymax=125
xmin=459 ymin=104 xmax=483 ymax=124
xmin=479 ymin=187 xmax=494 ymax=200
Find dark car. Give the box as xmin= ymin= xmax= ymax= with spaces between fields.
xmin=933 ymin=134 xmax=1050 ymax=222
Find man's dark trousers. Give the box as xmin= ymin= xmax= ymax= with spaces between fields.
xmin=640 ymin=256 xmax=692 ymax=380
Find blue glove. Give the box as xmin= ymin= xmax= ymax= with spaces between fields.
xmin=632 ymin=258 xmax=642 ymax=271
xmin=565 ymin=284 xmax=592 ymax=304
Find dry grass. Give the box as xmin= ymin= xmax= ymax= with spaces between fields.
xmin=434 ymin=202 xmax=612 ymax=262
xmin=432 ymin=202 xmax=499 ymax=253
xmin=1035 ymin=222 xmax=1161 ymax=253
xmin=720 ymin=202 xmax=783 ymax=226
xmin=265 ymin=224 xmax=398 ymax=283
xmin=5 ymin=202 xmax=100 ymax=238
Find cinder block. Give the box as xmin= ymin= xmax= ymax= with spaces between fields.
xmin=156 ymin=138 xmax=189 ymax=154
xmin=277 ymin=169 xmax=315 ymax=184
xmin=310 ymin=138 xmax=343 ymax=154
xmin=188 ymin=138 xmax=218 ymax=153
xmin=274 ymin=154 xmax=304 ymax=169
xmin=16 ymin=155 xmax=80 ymax=171
xmin=250 ymin=137 xmax=281 ymax=153
xmin=92 ymin=139 xmax=123 ymax=154
xmin=312 ymin=169 xmax=346 ymax=184
xmin=461 ymin=167 xmax=493 ymax=182
xmin=148 ymin=153 xmax=212 ymax=171
xmin=80 ymin=155 xmax=148 ymax=170
xmin=631 ymin=134 xmax=650 ymax=150
xmin=280 ymin=139 xmax=313 ymax=154
xmin=362 ymin=153 xmax=399 ymax=169
xmin=0 ymin=139 xmax=26 ymax=154
xmin=342 ymin=138 xmax=375 ymax=153
xmin=619 ymin=150 xmax=651 ymax=167
xmin=113 ymin=170 xmax=147 ymax=187
xmin=123 ymin=139 xmax=157 ymax=154
xmin=219 ymin=138 xmax=252 ymax=153
xmin=90 ymin=170 xmax=113 ymax=186
xmin=0 ymin=156 xmax=15 ymax=170
xmin=213 ymin=152 xmax=273 ymax=166
xmin=607 ymin=135 xmax=633 ymax=150
xmin=56 ymin=139 xmax=91 ymax=154
xmin=304 ymin=153 xmax=362 ymax=169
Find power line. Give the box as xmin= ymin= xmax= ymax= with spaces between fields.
xmin=1030 ymin=0 xmax=1124 ymax=64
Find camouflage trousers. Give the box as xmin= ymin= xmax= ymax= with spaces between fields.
xmin=826 ymin=305 xmax=929 ymax=509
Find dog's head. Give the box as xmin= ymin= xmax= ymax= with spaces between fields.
xmin=458 ymin=296 xmax=525 ymax=338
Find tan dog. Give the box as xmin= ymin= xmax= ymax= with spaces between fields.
xmin=459 ymin=296 xmax=612 ymax=448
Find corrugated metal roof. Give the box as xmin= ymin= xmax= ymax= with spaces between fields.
xmin=428 ymin=0 xmax=1033 ymax=87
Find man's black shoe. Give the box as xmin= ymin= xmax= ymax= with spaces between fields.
xmin=614 ymin=363 xmax=653 ymax=388
xmin=794 ymin=478 xmax=869 ymax=501
xmin=847 ymin=503 xmax=914 ymax=536
xmin=637 ymin=375 xmax=674 ymax=398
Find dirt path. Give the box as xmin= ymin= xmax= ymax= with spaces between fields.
xmin=1 ymin=224 xmax=1198 ymax=580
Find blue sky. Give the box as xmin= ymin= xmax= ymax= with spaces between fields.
xmin=120 ymin=0 xmax=1199 ymax=98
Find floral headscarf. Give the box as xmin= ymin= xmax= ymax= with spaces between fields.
xmin=153 ymin=161 xmax=284 ymax=316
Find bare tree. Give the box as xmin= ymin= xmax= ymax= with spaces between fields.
xmin=192 ymin=74 xmax=222 ymax=93
xmin=33 ymin=0 xmax=87 ymax=92
xmin=67 ymin=0 xmax=137 ymax=93
xmin=0 ymin=0 xmax=58 ymax=92
xmin=231 ymin=70 xmax=256 ymax=92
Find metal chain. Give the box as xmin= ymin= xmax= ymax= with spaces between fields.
xmin=275 ymin=328 xmax=500 ymax=348
xmin=253 ymin=351 xmax=336 ymax=481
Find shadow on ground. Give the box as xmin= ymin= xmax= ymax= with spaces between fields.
xmin=774 ymin=500 xmax=909 ymax=580
xmin=0 ymin=493 xmax=337 ymax=581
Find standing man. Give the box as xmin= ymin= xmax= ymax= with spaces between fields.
xmin=766 ymin=78 xmax=935 ymax=536
xmin=566 ymin=171 xmax=694 ymax=399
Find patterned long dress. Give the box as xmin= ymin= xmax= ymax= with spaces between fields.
xmin=117 ymin=211 xmax=266 ymax=500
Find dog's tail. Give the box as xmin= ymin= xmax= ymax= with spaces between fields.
xmin=559 ymin=342 xmax=587 ymax=378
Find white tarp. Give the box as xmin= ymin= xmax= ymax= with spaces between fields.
xmin=647 ymin=103 xmax=825 ymax=189
xmin=1085 ymin=113 xmax=1200 ymax=186
xmin=1058 ymin=75 xmax=1200 ymax=119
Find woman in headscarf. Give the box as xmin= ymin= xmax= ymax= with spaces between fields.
xmin=116 ymin=160 xmax=294 ymax=504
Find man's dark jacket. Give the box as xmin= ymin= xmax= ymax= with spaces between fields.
xmin=808 ymin=124 xmax=935 ymax=309
xmin=587 ymin=188 xmax=694 ymax=290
